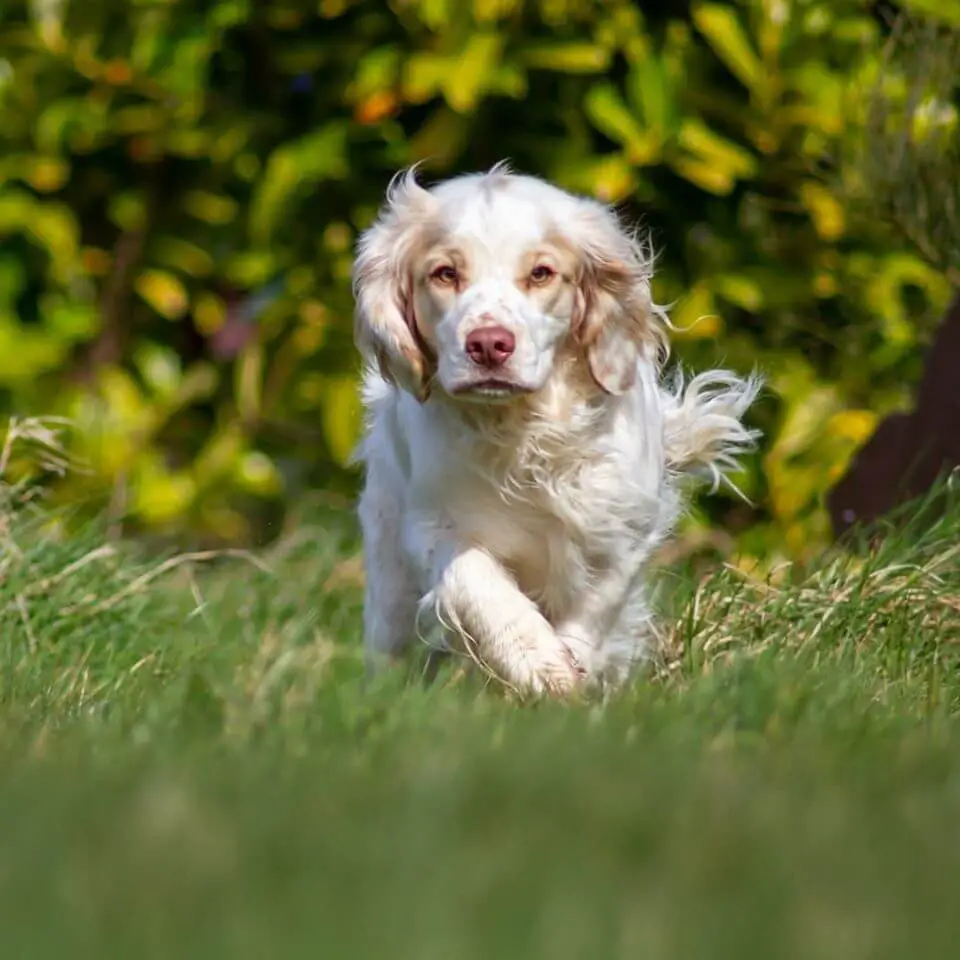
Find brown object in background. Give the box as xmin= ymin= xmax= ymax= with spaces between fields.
xmin=828 ymin=292 xmax=960 ymax=537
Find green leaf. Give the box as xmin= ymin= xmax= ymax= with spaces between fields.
xmin=584 ymin=84 xmax=659 ymax=162
xmin=152 ymin=236 xmax=215 ymax=278
xmin=520 ymin=43 xmax=611 ymax=73
xmin=249 ymin=124 xmax=348 ymax=244
xmin=900 ymin=0 xmax=960 ymax=25
xmin=443 ymin=34 xmax=503 ymax=113
xmin=692 ymin=3 xmax=765 ymax=94
xmin=320 ymin=375 xmax=361 ymax=467
xmin=402 ymin=52 xmax=453 ymax=104
xmin=626 ymin=57 xmax=678 ymax=140
xmin=133 ymin=342 xmax=183 ymax=399
xmin=677 ymin=118 xmax=757 ymax=179
xmin=182 ymin=191 xmax=239 ymax=226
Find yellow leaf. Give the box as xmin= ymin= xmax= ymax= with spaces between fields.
xmin=825 ymin=409 xmax=878 ymax=445
xmin=799 ymin=182 xmax=845 ymax=241
xmin=670 ymin=156 xmax=734 ymax=195
xmin=194 ymin=292 xmax=226 ymax=335
xmin=521 ymin=43 xmax=611 ymax=73
xmin=444 ymin=34 xmax=503 ymax=113
xmin=589 ymin=154 xmax=639 ymax=202
xmin=135 ymin=269 xmax=189 ymax=320
xmin=133 ymin=455 xmax=197 ymax=525
xmin=26 ymin=158 xmax=69 ymax=193
xmin=320 ymin=375 xmax=362 ymax=467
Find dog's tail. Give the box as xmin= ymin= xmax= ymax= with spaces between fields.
xmin=662 ymin=369 xmax=762 ymax=496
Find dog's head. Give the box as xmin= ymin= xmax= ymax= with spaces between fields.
xmin=352 ymin=164 xmax=666 ymax=403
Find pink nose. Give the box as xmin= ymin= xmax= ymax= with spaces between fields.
xmin=464 ymin=326 xmax=515 ymax=368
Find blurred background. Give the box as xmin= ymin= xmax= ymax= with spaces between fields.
xmin=0 ymin=0 xmax=957 ymax=566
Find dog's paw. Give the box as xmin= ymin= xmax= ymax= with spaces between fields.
xmin=496 ymin=619 xmax=586 ymax=699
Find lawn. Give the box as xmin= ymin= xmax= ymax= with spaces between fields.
xmin=1 ymin=468 xmax=959 ymax=958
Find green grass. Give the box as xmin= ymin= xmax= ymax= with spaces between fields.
xmin=1 ymin=471 xmax=960 ymax=958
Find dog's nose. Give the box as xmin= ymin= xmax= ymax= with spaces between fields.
xmin=464 ymin=326 xmax=515 ymax=368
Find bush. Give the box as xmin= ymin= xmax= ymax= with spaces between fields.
xmin=0 ymin=0 xmax=956 ymax=560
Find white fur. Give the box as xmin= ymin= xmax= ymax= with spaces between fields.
xmin=352 ymin=165 xmax=760 ymax=698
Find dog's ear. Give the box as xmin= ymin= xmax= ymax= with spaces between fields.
xmin=353 ymin=169 xmax=437 ymax=402
xmin=569 ymin=207 xmax=667 ymax=396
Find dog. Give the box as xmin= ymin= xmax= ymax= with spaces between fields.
xmin=352 ymin=164 xmax=760 ymax=697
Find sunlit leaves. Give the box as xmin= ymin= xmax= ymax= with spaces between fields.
xmin=692 ymin=2 xmax=766 ymax=96
xmin=0 ymin=0 xmax=953 ymax=553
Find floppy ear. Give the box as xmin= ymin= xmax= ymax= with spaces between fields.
xmin=352 ymin=169 xmax=437 ymax=402
xmin=571 ymin=207 xmax=667 ymax=395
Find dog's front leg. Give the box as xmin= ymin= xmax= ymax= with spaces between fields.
xmin=553 ymin=557 xmax=656 ymax=688
xmin=408 ymin=523 xmax=583 ymax=696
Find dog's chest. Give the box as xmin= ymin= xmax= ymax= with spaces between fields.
xmin=442 ymin=461 xmax=601 ymax=617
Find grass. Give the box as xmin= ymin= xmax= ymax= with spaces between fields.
xmin=1 ymin=456 xmax=960 ymax=957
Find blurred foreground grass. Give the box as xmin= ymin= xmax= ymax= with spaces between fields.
xmin=1 ymin=468 xmax=959 ymax=958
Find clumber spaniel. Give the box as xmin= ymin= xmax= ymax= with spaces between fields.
xmin=352 ymin=164 xmax=759 ymax=697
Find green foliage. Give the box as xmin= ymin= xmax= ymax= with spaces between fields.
xmin=0 ymin=0 xmax=956 ymax=557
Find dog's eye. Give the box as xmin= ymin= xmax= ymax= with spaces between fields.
xmin=529 ymin=264 xmax=556 ymax=284
xmin=430 ymin=265 xmax=459 ymax=286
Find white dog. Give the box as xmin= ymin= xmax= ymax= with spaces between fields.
xmin=352 ymin=164 xmax=759 ymax=697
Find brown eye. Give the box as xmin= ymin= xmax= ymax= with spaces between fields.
xmin=530 ymin=264 xmax=555 ymax=284
xmin=430 ymin=265 xmax=459 ymax=286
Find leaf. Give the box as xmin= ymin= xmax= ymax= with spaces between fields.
xmin=152 ymin=236 xmax=215 ymax=278
xmin=350 ymin=45 xmax=401 ymax=101
xmin=521 ymin=43 xmax=611 ymax=73
xmin=135 ymin=269 xmax=189 ymax=321
xmin=798 ymin=182 xmax=845 ymax=241
xmin=692 ymin=3 xmax=765 ymax=94
xmin=108 ymin=191 xmax=148 ymax=231
xmin=133 ymin=456 xmax=197 ymax=524
xmin=235 ymin=342 xmax=264 ymax=423
xmin=584 ymin=84 xmax=659 ymax=162
xmin=626 ymin=56 xmax=678 ymax=140
xmin=402 ymin=52 xmax=453 ymax=104
xmin=677 ymin=119 xmax=757 ymax=179
xmin=30 ymin=204 xmax=81 ymax=282
xmin=713 ymin=274 xmax=764 ymax=312
xmin=235 ymin=451 xmax=282 ymax=496
xmin=25 ymin=157 xmax=69 ymax=193
xmin=183 ymin=191 xmax=239 ymax=225
xmin=669 ymin=156 xmax=735 ymax=196
xmin=133 ymin=342 xmax=183 ymax=399
xmin=320 ymin=375 xmax=361 ymax=467
xmin=900 ymin=0 xmax=960 ymax=25
xmin=249 ymin=124 xmax=348 ymax=244
xmin=443 ymin=33 xmax=503 ymax=113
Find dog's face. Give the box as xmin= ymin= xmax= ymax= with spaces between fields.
xmin=353 ymin=166 xmax=665 ymax=403
xmin=410 ymin=203 xmax=581 ymax=401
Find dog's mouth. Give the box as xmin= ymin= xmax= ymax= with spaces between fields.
xmin=451 ymin=379 xmax=535 ymax=401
